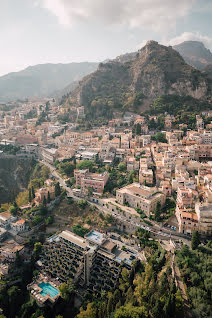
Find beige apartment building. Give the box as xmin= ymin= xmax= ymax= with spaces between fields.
xmin=139 ymin=168 xmax=153 ymax=185
xmin=195 ymin=202 xmax=212 ymax=236
xmin=116 ymin=183 xmax=165 ymax=215
xmin=175 ymin=206 xmax=199 ymax=235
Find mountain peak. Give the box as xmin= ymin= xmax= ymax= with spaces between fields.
xmin=173 ymin=40 xmax=212 ymax=70
xmin=177 ymin=40 xmax=206 ymax=47
xmin=145 ymin=40 xmax=159 ymax=46
xmin=66 ymin=42 xmax=211 ymax=119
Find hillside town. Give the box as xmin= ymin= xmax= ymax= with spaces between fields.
xmin=0 ymin=97 xmax=212 ymax=317
xmin=1 ymin=99 xmax=212 ymax=236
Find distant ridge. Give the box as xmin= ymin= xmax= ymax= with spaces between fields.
xmin=173 ymin=41 xmax=212 ymax=70
xmin=0 ymin=62 xmax=98 ymax=102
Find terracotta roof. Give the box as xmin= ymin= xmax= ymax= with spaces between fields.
xmin=0 ymin=211 xmax=12 ymax=220
xmin=181 ymin=211 xmax=198 ymax=220
xmin=15 ymin=220 xmax=25 ymax=224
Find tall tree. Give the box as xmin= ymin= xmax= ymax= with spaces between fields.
xmin=154 ymin=201 xmax=161 ymax=221
xmin=191 ymin=230 xmax=200 ymax=250
xmin=28 ymin=188 xmax=32 ymax=202
xmin=33 ymin=242 xmax=42 ymax=258
xmin=135 ymin=123 xmax=141 ymax=135
xmin=59 ymin=280 xmax=74 ymax=302
xmin=31 ymin=186 xmax=35 ymax=199
xmin=55 ymin=182 xmax=61 ymax=197
xmin=43 ymin=195 xmax=47 ymax=206
xmin=47 ymin=191 xmax=51 ymax=203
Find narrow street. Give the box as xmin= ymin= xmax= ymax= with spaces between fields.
xmin=40 ymin=160 xmax=191 ymax=245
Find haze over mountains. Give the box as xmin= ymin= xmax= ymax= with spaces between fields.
xmin=0 ymin=40 xmax=212 ymax=103
xmin=0 ymin=62 xmax=98 ymax=102
xmin=173 ymin=41 xmax=212 ymax=71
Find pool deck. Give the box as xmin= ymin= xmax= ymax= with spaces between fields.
xmin=27 ymin=273 xmax=60 ymax=305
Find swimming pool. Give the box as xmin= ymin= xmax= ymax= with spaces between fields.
xmin=39 ymin=282 xmax=59 ymax=298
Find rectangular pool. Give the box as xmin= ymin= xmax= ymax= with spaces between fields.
xmin=39 ymin=282 xmax=59 ymax=298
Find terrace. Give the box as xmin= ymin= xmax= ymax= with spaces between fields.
xmin=27 ymin=274 xmax=60 ymax=307
xmin=85 ymin=230 xmax=105 ymax=246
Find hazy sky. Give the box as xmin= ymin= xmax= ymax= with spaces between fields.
xmin=0 ymin=0 xmax=212 ymax=76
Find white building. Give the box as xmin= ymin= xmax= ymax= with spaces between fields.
xmin=11 ymin=219 xmax=26 ymax=233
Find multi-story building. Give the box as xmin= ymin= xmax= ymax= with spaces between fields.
xmin=121 ymin=134 xmax=130 ymax=149
xmin=0 ymin=241 xmax=24 ymax=262
xmin=139 ymin=168 xmax=153 ymax=185
xmin=162 ymin=150 xmax=176 ymax=171
xmin=85 ymin=231 xmax=133 ymax=295
xmin=74 ymin=169 xmax=108 ymax=194
xmin=176 ymin=174 xmax=212 ymax=236
xmin=40 ymin=147 xmax=58 ymax=163
xmin=39 ymin=231 xmax=93 ymax=286
xmin=195 ymin=202 xmax=212 ymax=236
xmin=175 ymin=207 xmax=199 ymax=235
xmin=0 ymin=212 xmax=16 ymax=228
xmin=202 ymin=132 xmax=212 ymax=144
xmin=11 ymin=219 xmax=26 ymax=233
xmin=176 ymin=187 xmax=198 ymax=209
xmin=116 ymin=183 xmax=165 ymax=215
xmin=126 ymin=156 xmax=139 ymax=171
xmin=196 ymin=144 xmax=212 ymax=160
xmin=196 ymin=115 xmax=204 ymax=130
xmin=38 ymin=230 xmax=135 ymax=295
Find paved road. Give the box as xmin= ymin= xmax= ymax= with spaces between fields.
xmin=40 ymin=160 xmax=191 ymax=244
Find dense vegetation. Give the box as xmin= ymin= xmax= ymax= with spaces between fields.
xmin=176 ymin=244 xmax=212 ymax=318
xmin=0 ymin=144 xmax=20 ymax=155
xmin=64 ymin=41 xmax=212 ymax=121
xmin=149 ymin=95 xmax=210 ymax=116
xmin=0 ymin=157 xmax=36 ymax=204
xmin=104 ymin=165 xmax=138 ymax=196
xmin=77 ymin=243 xmax=184 ymax=318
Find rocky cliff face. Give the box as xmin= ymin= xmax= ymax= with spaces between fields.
xmin=203 ymin=64 xmax=212 ymax=79
xmin=66 ymin=41 xmax=211 ymax=117
xmin=173 ymin=41 xmax=212 ymax=70
xmin=0 ymin=156 xmax=35 ymax=204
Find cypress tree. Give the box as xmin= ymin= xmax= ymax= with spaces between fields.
xmin=47 ymin=191 xmax=51 ymax=203
xmin=29 ymin=188 xmax=32 ymax=202
xmin=43 ymin=195 xmax=47 ymax=206
xmin=152 ymin=299 xmax=162 ymax=318
xmin=55 ymin=182 xmax=61 ymax=197
xmin=31 ymin=186 xmax=35 ymax=199
xmin=191 ymin=230 xmax=200 ymax=250
xmin=154 ymin=201 xmax=161 ymax=221
xmin=135 ymin=123 xmax=141 ymax=135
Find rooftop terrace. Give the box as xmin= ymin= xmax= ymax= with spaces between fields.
xmin=59 ymin=230 xmax=88 ymax=249
xmin=85 ymin=230 xmax=105 ymax=245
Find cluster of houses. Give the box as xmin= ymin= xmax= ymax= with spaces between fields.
xmin=0 ymin=211 xmax=27 ymax=276
xmin=1 ymin=99 xmax=212 ymax=237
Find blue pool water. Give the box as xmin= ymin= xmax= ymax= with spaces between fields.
xmin=39 ymin=282 xmax=59 ymax=298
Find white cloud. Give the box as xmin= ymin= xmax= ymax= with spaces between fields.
xmin=136 ymin=40 xmax=147 ymax=50
xmin=37 ymin=0 xmax=195 ymax=31
xmin=168 ymin=32 xmax=212 ymax=48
